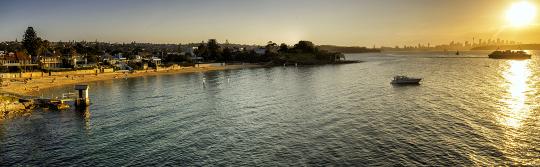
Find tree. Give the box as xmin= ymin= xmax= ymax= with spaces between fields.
xmin=265 ymin=41 xmax=277 ymax=49
xmin=207 ymin=39 xmax=221 ymax=60
xmin=293 ymin=40 xmax=316 ymax=53
xmin=222 ymin=47 xmax=233 ymax=62
xmin=74 ymin=43 xmax=89 ymax=57
xmin=22 ymin=27 xmax=42 ymax=61
xmin=38 ymin=39 xmax=51 ymax=56
xmin=279 ymin=43 xmax=289 ymax=53
xmin=176 ymin=43 xmax=184 ymax=53
xmin=87 ymin=54 xmax=98 ymax=63
xmin=195 ymin=42 xmax=208 ymax=60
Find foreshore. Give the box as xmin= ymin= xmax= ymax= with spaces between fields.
xmin=0 ymin=64 xmax=262 ymax=97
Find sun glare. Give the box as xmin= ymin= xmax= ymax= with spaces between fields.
xmin=506 ymin=1 xmax=537 ymax=27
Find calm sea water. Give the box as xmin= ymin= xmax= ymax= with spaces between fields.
xmin=1 ymin=51 xmax=540 ymax=166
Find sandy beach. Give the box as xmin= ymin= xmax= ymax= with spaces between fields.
xmin=0 ymin=64 xmax=262 ymax=96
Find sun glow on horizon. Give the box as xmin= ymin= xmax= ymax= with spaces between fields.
xmin=506 ymin=1 xmax=537 ymax=27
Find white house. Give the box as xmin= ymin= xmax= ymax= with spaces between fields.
xmin=150 ymin=57 xmax=162 ymax=66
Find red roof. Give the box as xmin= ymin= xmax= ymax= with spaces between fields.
xmin=1 ymin=51 xmax=31 ymax=61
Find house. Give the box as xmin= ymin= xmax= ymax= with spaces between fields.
xmin=150 ymin=57 xmax=162 ymax=66
xmin=39 ymin=50 xmax=63 ymax=69
xmin=131 ymin=55 xmax=143 ymax=63
xmin=61 ymin=51 xmax=83 ymax=68
xmin=0 ymin=51 xmax=39 ymax=72
xmin=39 ymin=56 xmax=62 ymax=69
xmin=184 ymin=47 xmax=204 ymax=62
xmin=105 ymin=53 xmax=127 ymax=65
xmin=74 ymin=54 xmax=89 ymax=67
xmin=138 ymin=51 xmax=151 ymax=58
xmin=101 ymin=53 xmax=112 ymax=63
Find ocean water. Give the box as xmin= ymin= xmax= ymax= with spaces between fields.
xmin=1 ymin=51 xmax=539 ymax=166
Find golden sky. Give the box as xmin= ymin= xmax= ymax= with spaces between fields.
xmin=0 ymin=0 xmax=538 ymax=46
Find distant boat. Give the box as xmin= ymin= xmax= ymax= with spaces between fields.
xmin=391 ymin=76 xmax=422 ymax=84
xmin=455 ymin=50 xmax=460 ymax=55
xmin=488 ymin=50 xmax=531 ymax=59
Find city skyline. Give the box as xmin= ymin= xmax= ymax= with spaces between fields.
xmin=1 ymin=0 xmax=539 ymax=46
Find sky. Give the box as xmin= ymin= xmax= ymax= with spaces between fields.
xmin=0 ymin=0 xmax=539 ymax=46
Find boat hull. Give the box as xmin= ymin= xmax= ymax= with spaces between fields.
xmin=488 ymin=54 xmax=531 ymax=59
xmin=391 ymin=78 xmax=422 ymax=84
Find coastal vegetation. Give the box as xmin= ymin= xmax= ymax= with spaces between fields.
xmin=192 ymin=40 xmax=358 ymax=65
xmin=0 ymin=27 xmax=365 ymax=74
xmin=271 ymin=41 xmax=352 ymax=65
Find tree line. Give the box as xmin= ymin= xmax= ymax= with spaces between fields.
xmin=1 ymin=27 xmax=351 ymax=67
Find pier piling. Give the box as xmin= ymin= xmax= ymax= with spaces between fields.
xmin=74 ymin=85 xmax=90 ymax=107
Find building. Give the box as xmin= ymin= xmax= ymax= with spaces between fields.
xmin=0 ymin=51 xmax=39 ymax=72
xmin=39 ymin=56 xmax=62 ymax=69
xmin=104 ymin=53 xmax=127 ymax=65
xmin=183 ymin=46 xmax=204 ymax=62
xmin=150 ymin=57 xmax=162 ymax=66
xmin=131 ymin=55 xmax=143 ymax=63
xmin=38 ymin=50 xmax=63 ymax=69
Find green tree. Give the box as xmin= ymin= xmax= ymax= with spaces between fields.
xmin=293 ymin=40 xmax=316 ymax=53
xmin=176 ymin=43 xmax=184 ymax=53
xmin=265 ymin=41 xmax=277 ymax=50
xmin=74 ymin=43 xmax=88 ymax=55
xmin=87 ymin=54 xmax=98 ymax=63
xmin=22 ymin=27 xmax=42 ymax=60
xmin=38 ymin=39 xmax=51 ymax=56
xmin=222 ymin=47 xmax=233 ymax=62
xmin=195 ymin=42 xmax=208 ymax=60
xmin=207 ymin=39 xmax=221 ymax=60
xmin=279 ymin=43 xmax=289 ymax=53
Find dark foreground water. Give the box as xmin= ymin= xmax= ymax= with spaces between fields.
xmin=1 ymin=51 xmax=540 ymax=166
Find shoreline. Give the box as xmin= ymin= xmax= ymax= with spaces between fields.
xmin=0 ymin=62 xmax=358 ymax=120
xmin=0 ymin=64 xmax=263 ymax=97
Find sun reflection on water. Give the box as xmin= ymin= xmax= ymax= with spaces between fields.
xmin=500 ymin=60 xmax=532 ymax=128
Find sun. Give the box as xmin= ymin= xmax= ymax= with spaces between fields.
xmin=506 ymin=1 xmax=537 ymax=27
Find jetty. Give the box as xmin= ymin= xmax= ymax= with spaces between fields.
xmin=17 ymin=84 xmax=91 ymax=110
